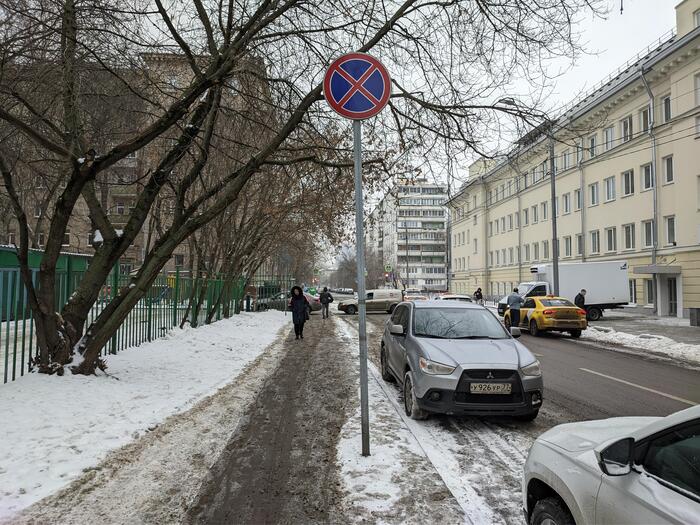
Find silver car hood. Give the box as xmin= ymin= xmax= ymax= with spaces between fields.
xmin=419 ymin=338 xmax=534 ymax=368
xmin=537 ymin=417 xmax=660 ymax=453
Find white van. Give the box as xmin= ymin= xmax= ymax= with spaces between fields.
xmin=338 ymin=288 xmax=403 ymax=314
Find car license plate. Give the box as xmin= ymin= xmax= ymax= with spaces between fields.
xmin=470 ymin=382 xmax=512 ymax=394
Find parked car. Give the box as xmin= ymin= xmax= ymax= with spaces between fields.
xmin=504 ymin=296 xmax=587 ymax=338
xmin=380 ymin=300 xmax=543 ymax=420
xmin=403 ymin=294 xmax=428 ymax=301
xmin=523 ymin=404 xmax=700 ymax=525
xmin=435 ymin=294 xmax=473 ymax=302
xmin=338 ymin=288 xmax=403 ymax=314
xmin=256 ymin=292 xmax=286 ymax=311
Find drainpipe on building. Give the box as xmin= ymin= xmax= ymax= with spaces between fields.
xmin=641 ymin=68 xmax=659 ymax=316
xmin=578 ymin=157 xmax=586 ymax=263
xmin=481 ymin=175 xmax=491 ymax=299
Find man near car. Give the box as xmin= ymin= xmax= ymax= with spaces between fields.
xmin=575 ymin=289 xmax=586 ymax=310
xmin=320 ymin=287 xmax=333 ymax=319
xmin=507 ymin=287 xmax=525 ymax=328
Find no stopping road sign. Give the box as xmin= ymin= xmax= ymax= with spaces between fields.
xmin=323 ymin=53 xmax=391 ymax=120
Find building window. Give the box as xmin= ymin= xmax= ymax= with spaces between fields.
xmin=641 ymin=164 xmax=654 ymax=190
xmin=515 ymin=213 xmax=520 ymax=228
xmin=695 ymin=8 xmax=700 ymax=27
xmin=623 ymin=223 xmax=635 ymax=250
xmin=8 ymin=232 xmax=16 ymax=245
xmin=554 ymin=196 xmax=559 ymax=217
xmin=523 ymin=208 xmax=529 ymax=226
xmin=576 ymin=234 xmax=584 ymax=256
xmin=622 ymin=170 xmax=635 ymax=196
xmin=639 ymin=106 xmax=650 ymax=133
xmin=589 ymin=182 xmax=599 ymax=206
xmin=603 ymin=126 xmax=614 ymax=151
xmin=524 ymin=244 xmax=530 ymax=262
xmin=473 ymin=238 xmax=477 ymax=254
xmin=588 ymin=135 xmax=597 ymax=158
xmin=665 ymin=215 xmax=676 ymax=245
xmin=605 ymin=227 xmax=616 ymax=252
xmin=563 ymin=193 xmax=571 ymax=214
xmin=34 ymin=206 xmax=42 ymax=218
xmin=662 ymin=95 xmax=671 ymax=123
xmin=500 ymin=217 xmax=505 ymax=232
xmin=489 ymin=252 xmax=494 ymax=266
xmin=564 ymin=236 xmax=572 ymax=257
xmin=543 ymin=240 xmax=549 ymax=259
xmin=576 ymin=141 xmax=583 ymax=163
xmin=574 ymin=189 xmax=582 ymax=211
xmin=508 ymin=214 xmax=513 ymax=230
xmin=643 ymin=220 xmax=654 ymax=248
xmin=62 ymin=229 xmax=70 ymax=247
xmin=501 ymin=249 xmax=506 ymax=265
xmin=645 ymin=279 xmax=654 ymax=305
xmin=38 ymin=233 xmax=46 ymax=247
xmin=541 ymin=201 xmax=548 ymax=221
xmin=629 ymin=279 xmax=637 ymax=303
xmin=590 ymin=230 xmax=600 ymax=254
xmin=533 ymin=243 xmax=539 ymax=261
xmin=496 ymin=251 xmax=500 ymax=266
xmin=116 ymin=201 xmax=125 ymax=215
xmin=509 ymin=247 xmax=514 ymax=264
xmin=621 ymin=115 xmax=633 ymax=142
xmin=663 ymin=155 xmax=674 ymax=184
xmin=531 ymin=205 xmax=538 ymax=223
xmin=604 ymin=176 xmax=616 ymax=202
xmin=562 ymin=149 xmax=571 ymax=169
xmin=489 ymin=222 xmax=493 ymax=236
xmin=473 ymin=214 xmax=477 ymax=225
xmin=696 ymin=73 xmax=700 ymax=106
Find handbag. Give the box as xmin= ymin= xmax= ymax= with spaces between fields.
xmin=304 ymin=308 xmax=310 ymax=321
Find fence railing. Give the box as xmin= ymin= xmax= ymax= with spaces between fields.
xmin=0 ymin=266 xmax=294 ymax=385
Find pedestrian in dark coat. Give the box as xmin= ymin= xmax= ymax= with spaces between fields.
xmin=319 ymin=287 xmax=333 ymax=319
xmin=289 ymin=286 xmax=310 ymax=340
xmin=473 ymin=287 xmax=484 ymax=305
xmin=575 ymin=289 xmax=586 ymax=310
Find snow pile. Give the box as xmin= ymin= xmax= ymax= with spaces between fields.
xmin=0 ymin=311 xmax=290 ymax=519
xmin=582 ymin=326 xmax=700 ymax=366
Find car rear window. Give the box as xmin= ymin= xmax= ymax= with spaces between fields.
xmin=540 ymin=299 xmax=575 ymax=307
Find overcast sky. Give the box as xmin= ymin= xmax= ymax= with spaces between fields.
xmin=545 ymin=0 xmax=677 ymax=110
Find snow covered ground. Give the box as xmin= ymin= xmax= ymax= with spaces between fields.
xmin=582 ymin=326 xmax=700 ymax=366
xmin=0 ymin=311 xmax=290 ymax=520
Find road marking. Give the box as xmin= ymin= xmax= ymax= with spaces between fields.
xmin=534 ymin=353 xmax=544 ymax=357
xmin=579 ymin=368 xmax=696 ymax=406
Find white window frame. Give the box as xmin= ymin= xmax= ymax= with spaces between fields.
xmin=533 ymin=243 xmax=539 ymax=261
xmin=641 ymin=163 xmax=654 ymax=191
xmin=603 ymin=126 xmax=614 ymax=151
xmin=574 ymin=189 xmax=582 ymax=211
xmin=605 ymin=227 xmax=617 ymax=252
xmin=508 ymin=214 xmax=513 ymax=231
xmin=604 ymin=176 xmax=616 ymax=202
xmin=588 ymin=135 xmax=597 ymax=158
xmin=564 ymin=236 xmax=572 ymax=257
xmin=621 ymin=115 xmax=633 ymax=142
xmin=563 ymin=193 xmax=571 ymax=214
xmin=665 ymin=215 xmax=676 ymax=246
xmin=576 ymin=234 xmax=584 ymax=256
xmin=623 ymin=223 xmax=636 ymax=250
xmin=662 ymin=95 xmax=671 ymax=123
xmin=663 ymin=155 xmax=674 ymax=184
xmin=622 ymin=170 xmax=635 ymax=196
xmin=543 ymin=240 xmax=549 ymax=260
xmin=531 ymin=205 xmax=538 ymax=223
xmin=590 ymin=230 xmax=600 ymax=254
xmin=524 ymin=244 xmax=530 ymax=262
xmin=589 ymin=182 xmax=599 ymax=206
xmin=643 ymin=220 xmax=654 ymax=248
xmin=541 ymin=201 xmax=548 ymax=221
xmin=62 ymin=229 xmax=71 ymax=247
xmin=523 ymin=208 xmax=529 ymax=226
xmin=639 ymin=106 xmax=650 ymax=133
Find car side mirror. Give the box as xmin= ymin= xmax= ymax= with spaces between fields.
xmin=510 ymin=327 xmax=521 ymax=338
xmin=596 ymin=437 xmax=634 ymax=476
xmin=389 ymin=324 xmax=405 ymax=336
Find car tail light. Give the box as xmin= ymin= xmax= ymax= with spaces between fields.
xmin=543 ymin=309 xmax=555 ymax=316
xmin=578 ymin=309 xmax=587 ymax=316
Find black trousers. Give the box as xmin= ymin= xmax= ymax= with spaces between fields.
xmin=294 ymin=322 xmax=305 ymax=336
xmin=322 ymin=304 xmax=330 ymax=318
xmin=510 ymin=308 xmax=520 ymax=327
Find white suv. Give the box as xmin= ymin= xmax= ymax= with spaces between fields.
xmin=523 ymin=405 xmax=700 ymax=524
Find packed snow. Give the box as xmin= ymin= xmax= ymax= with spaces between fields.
xmin=582 ymin=326 xmax=700 ymax=366
xmin=0 ymin=311 xmax=290 ymax=520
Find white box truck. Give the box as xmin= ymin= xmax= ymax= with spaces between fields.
xmin=497 ymin=260 xmax=629 ymax=320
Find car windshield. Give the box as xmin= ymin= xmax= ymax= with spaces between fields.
xmin=517 ymin=283 xmax=535 ymax=296
xmin=540 ymin=299 xmax=575 ymax=307
xmin=413 ymin=308 xmax=508 ymax=339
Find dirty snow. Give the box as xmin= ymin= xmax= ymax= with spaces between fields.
xmin=583 ymin=326 xmax=700 ymax=366
xmin=0 ymin=311 xmax=290 ymax=520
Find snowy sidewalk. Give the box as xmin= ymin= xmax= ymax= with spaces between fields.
xmin=0 ymin=311 xmax=290 ymax=521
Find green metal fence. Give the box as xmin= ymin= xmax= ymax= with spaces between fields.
xmin=0 ymin=266 xmax=294 ymax=385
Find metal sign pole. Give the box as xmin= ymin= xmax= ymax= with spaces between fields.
xmin=353 ymin=119 xmax=370 ymax=457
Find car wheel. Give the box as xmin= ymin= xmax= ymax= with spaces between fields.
xmin=515 ymin=409 xmax=539 ymax=422
xmin=504 ymin=316 xmax=511 ymax=330
xmin=530 ymin=497 xmax=574 ymax=525
xmin=529 ymin=319 xmax=540 ymax=337
xmin=388 ymin=304 xmax=397 ymax=314
xmin=346 ymin=305 xmax=357 ymax=315
xmin=587 ymin=307 xmax=602 ymax=322
xmin=569 ymin=329 xmax=581 ymax=338
xmin=380 ymin=344 xmax=395 ymax=383
xmin=403 ymin=371 xmax=429 ymax=420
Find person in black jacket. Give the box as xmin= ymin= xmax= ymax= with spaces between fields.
xmin=289 ymin=286 xmax=310 ymax=340
xmin=473 ymin=287 xmax=484 ymax=305
xmin=575 ymin=289 xmax=586 ymax=310
xmin=319 ymin=287 xmax=333 ymax=319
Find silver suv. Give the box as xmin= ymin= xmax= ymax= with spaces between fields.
xmin=380 ymin=300 xmax=543 ymax=420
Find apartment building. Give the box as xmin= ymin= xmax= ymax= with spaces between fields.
xmin=448 ymin=0 xmax=700 ymax=317
xmin=367 ymin=179 xmax=448 ymax=291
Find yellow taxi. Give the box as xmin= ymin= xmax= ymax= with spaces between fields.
xmin=503 ymin=295 xmax=587 ymax=338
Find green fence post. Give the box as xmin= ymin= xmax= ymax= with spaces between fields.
xmin=173 ymin=268 xmax=180 ymax=328
xmin=110 ymin=263 xmax=119 ymax=355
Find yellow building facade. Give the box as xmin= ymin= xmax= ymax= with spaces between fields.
xmin=448 ymin=0 xmax=700 ymax=317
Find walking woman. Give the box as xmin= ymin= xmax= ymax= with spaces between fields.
xmin=289 ymin=286 xmax=310 ymax=340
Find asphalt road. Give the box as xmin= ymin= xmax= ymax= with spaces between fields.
xmin=355 ymin=311 xmax=699 ymax=421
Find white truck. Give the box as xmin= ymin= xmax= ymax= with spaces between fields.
xmin=497 ymin=260 xmax=629 ymax=321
